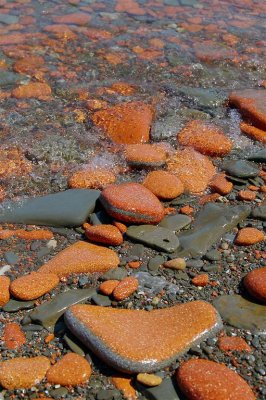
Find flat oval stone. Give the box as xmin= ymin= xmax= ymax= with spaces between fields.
xmin=85 ymin=224 xmax=123 ymax=246
xmin=100 ymin=183 xmax=165 ymax=224
xmin=159 ymin=214 xmax=192 ymax=231
xmin=10 ymin=272 xmax=59 ymax=300
xmin=46 ymin=353 xmax=91 ymax=386
xmin=251 ymin=204 xmax=266 ymax=220
xmin=176 ymin=359 xmax=256 ymax=400
xmin=235 ymin=227 xmax=265 ymax=246
xmin=244 ymin=267 xmax=266 ymax=303
xmin=143 ymin=170 xmax=184 ymax=200
xmin=126 ymin=225 xmax=180 ymax=253
xmin=125 ymin=144 xmax=167 ymax=168
xmin=221 ymin=160 xmax=259 ymax=178
xmin=38 ymin=241 xmax=119 ymax=277
xmin=112 ymin=277 xmax=138 ymax=301
xmin=0 ymin=356 xmax=50 ymax=389
xmin=65 ymin=301 xmax=222 ymax=373
xmin=213 ymin=294 xmax=266 ymax=331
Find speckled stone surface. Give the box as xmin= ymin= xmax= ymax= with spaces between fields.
xmin=38 ymin=241 xmax=119 ymax=277
xmin=244 ymin=267 xmax=266 ymax=303
xmin=10 ymin=272 xmax=59 ymax=300
xmin=65 ymin=301 xmax=222 ymax=373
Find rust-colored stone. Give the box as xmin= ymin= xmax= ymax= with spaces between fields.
xmin=10 ymin=272 xmax=59 ymax=300
xmin=113 ymin=221 xmax=127 ymax=234
xmin=0 ymin=276 xmax=10 ymax=307
xmin=68 ymin=168 xmax=116 ymax=189
xmin=46 ymin=353 xmax=91 ymax=386
xmin=218 ymin=336 xmax=251 ymax=353
xmin=176 ymin=359 xmax=256 ymax=400
xmin=16 ymin=229 xmax=54 ymax=240
xmin=179 ymin=205 xmax=194 ymax=215
xmin=243 ymin=267 xmax=266 ymax=303
xmin=238 ymin=190 xmax=256 ymax=201
xmin=0 ymin=147 xmax=32 ymax=178
xmin=240 ymin=121 xmax=266 ymax=144
xmin=85 ymin=224 xmax=123 ymax=246
xmin=209 ymin=174 xmax=233 ymax=195
xmin=112 ymin=375 xmax=137 ymax=400
xmin=13 ymin=56 xmax=44 ymax=75
xmin=3 ymin=323 xmax=26 ymax=350
xmin=192 ymin=274 xmax=209 ymax=287
xmin=99 ymin=280 xmax=120 ymax=296
xmin=113 ymin=277 xmax=138 ymax=301
xmin=235 ymin=227 xmax=265 ymax=246
xmin=12 ymin=82 xmax=52 ymax=100
xmin=124 ymin=144 xmax=167 ymax=168
xmin=92 ymin=102 xmax=153 ymax=144
xmin=38 ymin=241 xmax=119 ymax=277
xmin=143 ymin=170 xmax=184 ymax=200
xmin=53 ymin=13 xmax=91 ymax=25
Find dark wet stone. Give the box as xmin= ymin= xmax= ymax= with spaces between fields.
xmin=0 ymin=189 xmax=100 ymax=227
xmin=185 ymin=259 xmax=204 ymax=268
xmin=92 ymin=293 xmax=112 ymax=307
xmin=36 ymin=246 xmax=52 ymax=259
xmin=205 ymin=250 xmax=221 ymax=261
xmin=126 ymin=225 xmax=180 ymax=253
xmin=128 ymin=244 xmax=145 ymax=259
xmin=202 ymin=264 xmax=220 ymax=272
xmin=176 ymin=203 xmax=250 ymax=258
xmin=64 ymin=333 xmax=86 ymax=356
xmin=248 ymin=149 xmax=266 ymax=163
xmin=90 ymin=210 xmax=113 ymax=226
xmin=0 ymin=71 xmax=23 ymax=87
xmin=49 ymin=387 xmax=68 ymax=398
xmin=27 ymin=288 xmax=96 ymax=331
xmin=178 ymin=87 xmax=227 ymax=109
xmin=22 ymin=324 xmax=44 ymax=332
xmin=222 ymin=160 xmax=259 ymax=178
xmin=136 ymin=376 xmax=182 ymax=400
xmin=100 ymin=268 xmax=127 ymax=281
xmin=4 ymin=251 xmax=19 ymax=265
xmin=148 ymin=255 xmax=165 ymax=272
xmin=251 ymin=204 xmax=266 ymax=221
xmin=3 ymin=299 xmax=35 ymax=312
xmin=213 ymin=295 xmax=266 ymax=332
xmin=159 ymin=214 xmax=191 ymax=231
xmin=0 ymin=14 xmax=19 ymax=24
xmin=97 ymin=389 xmax=120 ymax=400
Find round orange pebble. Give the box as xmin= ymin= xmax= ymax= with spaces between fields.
xmin=113 ymin=277 xmax=138 ymax=301
xmin=243 ymin=267 xmax=266 ymax=303
xmin=124 ymin=144 xmax=167 ymax=168
xmin=85 ymin=224 xmax=123 ymax=246
xmin=235 ymin=227 xmax=265 ymax=246
xmin=46 ymin=353 xmax=92 ymax=386
xmin=10 ymin=272 xmax=59 ymax=300
xmin=3 ymin=323 xmax=26 ymax=350
xmin=238 ymin=190 xmax=256 ymax=201
xmin=176 ymin=359 xmax=256 ymax=400
xmin=192 ymin=274 xmax=209 ymax=287
xmin=68 ymin=168 xmax=116 ymax=189
xmin=209 ymin=174 xmax=233 ymax=195
xmin=218 ymin=336 xmax=251 ymax=353
xmin=0 ymin=276 xmax=10 ymax=306
xmin=99 ymin=280 xmax=120 ymax=296
xmin=143 ymin=170 xmax=184 ymax=200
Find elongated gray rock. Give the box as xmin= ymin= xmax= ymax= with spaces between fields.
xmin=176 ymin=203 xmax=250 ymax=258
xmin=221 ymin=160 xmax=259 ymax=178
xmin=27 ymin=288 xmax=96 ymax=331
xmin=0 ymin=189 xmax=100 ymax=227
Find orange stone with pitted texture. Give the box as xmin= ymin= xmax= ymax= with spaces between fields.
xmin=0 ymin=356 xmax=50 ymax=389
xmin=65 ymin=301 xmax=221 ymax=373
xmin=243 ymin=267 xmax=266 ymax=303
xmin=85 ymin=224 xmax=123 ymax=246
xmin=3 ymin=323 xmax=26 ymax=350
xmin=176 ymin=359 xmax=256 ymax=400
xmin=209 ymin=174 xmax=233 ymax=195
xmin=13 ymin=56 xmax=44 ymax=75
xmin=167 ymin=148 xmax=216 ymax=194
xmin=92 ymin=102 xmax=153 ymax=144
xmin=68 ymin=168 xmax=116 ymax=189
xmin=240 ymin=122 xmax=266 ymax=144
xmin=238 ymin=190 xmax=256 ymax=201
xmin=124 ymin=144 xmax=167 ymax=168
xmin=218 ymin=336 xmax=251 ymax=353
xmin=38 ymin=241 xmax=119 ymax=277
xmin=143 ymin=170 xmax=184 ymax=200
xmin=12 ymin=82 xmax=52 ymax=100
xmin=46 ymin=353 xmax=92 ymax=386
xmin=178 ymin=120 xmax=232 ymax=157
xmin=16 ymin=229 xmax=53 ymax=240
xmin=99 ymin=280 xmax=120 ymax=296
xmin=10 ymin=272 xmax=59 ymax=301
xmin=112 ymin=375 xmax=137 ymax=400
xmin=100 ymin=183 xmax=165 ymax=224
xmin=113 ymin=277 xmax=138 ymax=301
xmin=0 ymin=276 xmax=10 ymax=307
xmin=192 ymin=274 xmax=209 ymax=287
xmin=235 ymin=227 xmax=265 ymax=246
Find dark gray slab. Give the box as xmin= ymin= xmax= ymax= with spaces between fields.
xmin=159 ymin=214 xmax=191 ymax=231
xmin=3 ymin=299 xmax=35 ymax=312
xmin=251 ymin=204 xmax=266 ymax=221
xmin=247 ymin=149 xmax=266 ymax=163
xmin=221 ymin=160 xmax=259 ymax=178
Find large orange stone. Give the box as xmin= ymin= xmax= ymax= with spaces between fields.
xmin=68 ymin=168 xmax=116 ymax=189
xmin=38 ymin=241 xmax=119 ymax=277
xmin=46 ymin=353 xmax=91 ymax=386
xmin=92 ymin=102 xmax=153 ymax=144
xmin=178 ymin=120 xmax=232 ymax=157
xmin=65 ymin=301 xmax=221 ymax=373
xmin=3 ymin=322 xmax=26 ymax=350
xmin=143 ymin=170 xmax=184 ymax=200
xmin=167 ymin=148 xmax=216 ymax=193
xmin=243 ymin=267 xmax=266 ymax=303
xmin=0 ymin=276 xmax=10 ymax=307
xmin=12 ymin=82 xmax=52 ymax=100
xmin=235 ymin=227 xmax=265 ymax=246
xmin=0 ymin=356 xmax=50 ymax=389
xmin=100 ymin=182 xmax=165 ymax=224
xmin=176 ymin=359 xmax=256 ymax=400
xmin=10 ymin=272 xmax=59 ymax=300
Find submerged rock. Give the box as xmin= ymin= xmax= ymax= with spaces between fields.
xmin=0 ymin=189 xmax=100 ymax=227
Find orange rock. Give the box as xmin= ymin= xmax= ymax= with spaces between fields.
xmin=178 ymin=120 xmax=232 ymax=157
xmin=68 ymin=168 xmax=116 ymax=189
xmin=0 ymin=276 xmax=10 ymax=306
xmin=113 ymin=277 xmax=138 ymax=301
xmin=218 ymin=336 xmax=251 ymax=353
xmin=238 ymin=190 xmax=256 ymax=201
xmin=12 ymin=82 xmax=52 ymax=100
xmin=3 ymin=323 xmax=26 ymax=350
xmin=53 ymin=12 xmax=91 ymax=25
xmin=143 ymin=170 xmax=184 ymax=200
xmin=192 ymin=274 xmax=209 ymax=287
xmin=113 ymin=221 xmax=127 ymax=234
xmin=13 ymin=56 xmax=44 ymax=75
xmin=248 ymin=185 xmax=259 ymax=191
xmin=45 ymin=333 xmax=55 ymax=344
xmin=124 ymin=144 xmax=167 ymax=168
xmin=0 ymin=147 xmax=32 ymax=178
xmin=243 ymin=267 xmax=266 ymax=302
xmin=92 ymin=102 xmax=153 ymax=144
xmin=112 ymin=375 xmax=137 ymax=400
xmin=229 ymin=89 xmax=266 ymax=130
xmin=0 ymin=230 xmax=15 ymax=239
xmin=16 ymin=229 xmax=53 ymax=240
xmin=43 ymin=24 xmax=77 ymax=40
xmin=110 ymin=82 xmax=136 ymax=96
xmin=86 ymin=99 xmax=108 ymax=111
xmin=240 ymin=122 xmax=266 ymax=144
xmin=46 ymin=353 xmax=91 ymax=386
xmin=0 ymin=356 xmax=50 ymax=389
xmin=209 ymin=174 xmax=233 ymax=195
xmin=127 ymin=261 xmax=141 ymax=269
xmin=179 ymin=205 xmax=194 ymax=215
xmin=85 ymin=224 xmax=123 ymax=246
xmin=10 ymin=272 xmax=59 ymax=300
xmin=167 ymin=148 xmax=216 ymax=194
xmin=177 ymin=359 xmax=256 ymax=400
xmin=99 ymin=280 xmax=120 ymax=296
xmin=235 ymin=227 xmax=265 ymax=246
xmin=198 ymin=193 xmax=220 ymax=205
xmin=0 ymin=33 xmax=27 ymax=45
xmin=38 ymin=241 xmax=119 ymax=277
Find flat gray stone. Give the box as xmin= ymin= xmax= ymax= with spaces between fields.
xmin=3 ymin=299 xmax=35 ymax=312
xmin=222 ymin=160 xmax=259 ymax=178
xmin=251 ymin=204 xmax=266 ymax=221
xmin=178 ymin=87 xmax=227 ymax=109
xmin=148 ymin=255 xmax=165 ymax=272
xmin=64 ymin=333 xmax=86 ymax=356
xmin=248 ymin=149 xmax=266 ymax=163
xmin=100 ymin=268 xmax=127 ymax=281
xmin=90 ymin=210 xmax=113 ymax=225
xmin=159 ymin=214 xmax=191 ymax=231
xmin=0 ymin=189 xmax=100 ymax=227
xmin=0 ymin=14 xmax=19 ymax=24
xmin=4 ymin=251 xmax=19 ymax=265
xmin=0 ymin=71 xmax=23 ymax=87
xmin=213 ymin=295 xmax=266 ymax=332
xmin=176 ymin=203 xmax=250 ymax=258
xmin=27 ymin=288 xmax=96 ymax=331
xmin=126 ymin=225 xmax=180 ymax=253
xmin=92 ymin=293 xmax=112 ymax=307
xmin=136 ymin=377 xmax=183 ymax=400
